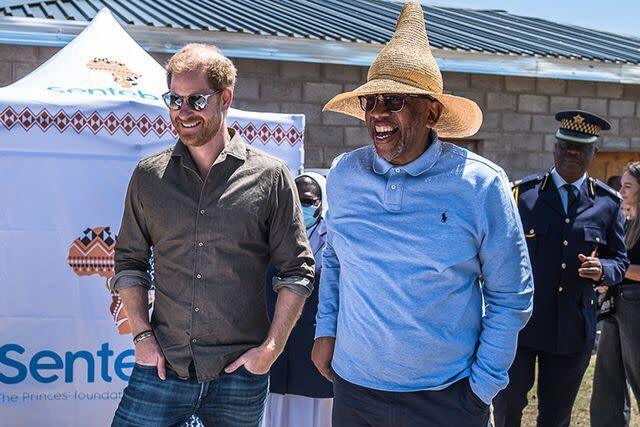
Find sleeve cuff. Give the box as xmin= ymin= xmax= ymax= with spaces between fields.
xmin=470 ymin=367 xmax=502 ymax=405
xmin=272 ymin=275 xmax=313 ymax=297
xmin=314 ymin=322 xmax=337 ymax=340
xmin=110 ymin=270 xmax=152 ymax=292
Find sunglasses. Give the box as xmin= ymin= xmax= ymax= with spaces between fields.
xmin=162 ymin=90 xmax=221 ymax=111
xmin=358 ymin=94 xmax=437 ymax=113
xmin=300 ymin=197 xmax=320 ymax=207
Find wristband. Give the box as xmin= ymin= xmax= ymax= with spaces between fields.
xmin=133 ymin=330 xmax=154 ymax=345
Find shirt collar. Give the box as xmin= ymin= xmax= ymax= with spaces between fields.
xmin=172 ymin=127 xmax=247 ymax=166
xmin=550 ymin=167 xmax=587 ymax=190
xmin=372 ymin=130 xmax=442 ymax=177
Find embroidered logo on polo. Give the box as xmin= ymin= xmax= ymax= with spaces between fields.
xmin=86 ymin=58 xmax=141 ymax=89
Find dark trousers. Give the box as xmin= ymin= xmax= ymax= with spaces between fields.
xmin=493 ymin=347 xmax=591 ymax=427
xmin=590 ymin=286 xmax=640 ymax=427
xmin=332 ymin=375 xmax=490 ymax=427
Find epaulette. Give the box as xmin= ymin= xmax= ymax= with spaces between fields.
xmin=511 ymin=174 xmax=545 ymax=201
xmin=590 ymin=177 xmax=623 ymax=201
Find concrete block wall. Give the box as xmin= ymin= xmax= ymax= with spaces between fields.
xmin=3 ymin=44 xmax=640 ymax=179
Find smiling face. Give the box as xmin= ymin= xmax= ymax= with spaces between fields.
xmin=168 ymin=68 xmax=232 ymax=148
xmin=364 ymin=94 xmax=443 ymax=165
xmin=553 ymin=139 xmax=597 ymax=183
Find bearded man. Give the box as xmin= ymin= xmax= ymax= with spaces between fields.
xmin=110 ymin=44 xmax=314 ymax=426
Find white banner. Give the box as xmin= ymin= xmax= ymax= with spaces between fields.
xmin=0 ymin=9 xmax=304 ymax=426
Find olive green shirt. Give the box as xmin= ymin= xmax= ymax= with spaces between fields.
xmin=111 ymin=128 xmax=315 ymax=382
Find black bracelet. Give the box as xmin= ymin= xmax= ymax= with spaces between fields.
xmin=133 ymin=329 xmax=154 ymax=345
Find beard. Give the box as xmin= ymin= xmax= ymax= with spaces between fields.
xmin=174 ymin=114 xmax=223 ymax=148
xmin=374 ymin=140 xmax=405 ymax=163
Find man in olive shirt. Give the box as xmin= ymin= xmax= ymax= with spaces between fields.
xmin=110 ymin=44 xmax=315 ymax=426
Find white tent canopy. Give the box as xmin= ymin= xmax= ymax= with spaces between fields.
xmin=0 ymin=8 xmax=305 ymax=168
xmin=0 ymin=8 xmax=304 ymax=426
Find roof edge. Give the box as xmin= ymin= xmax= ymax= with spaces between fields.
xmin=0 ymin=16 xmax=639 ymax=84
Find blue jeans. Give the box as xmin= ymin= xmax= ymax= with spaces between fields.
xmin=112 ymin=364 xmax=269 ymax=427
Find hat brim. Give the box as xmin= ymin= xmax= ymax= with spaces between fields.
xmin=323 ymin=79 xmax=483 ymax=139
xmin=556 ymin=129 xmax=598 ymax=144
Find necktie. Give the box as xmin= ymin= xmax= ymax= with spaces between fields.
xmin=563 ymin=184 xmax=577 ymax=212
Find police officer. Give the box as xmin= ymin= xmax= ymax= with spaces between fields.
xmin=493 ymin=110 xmax=629 ymax=427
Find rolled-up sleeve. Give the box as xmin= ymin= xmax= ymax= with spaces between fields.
xmin=470 ymin=172 xmax=534 ymax=404
xmin=111 ymin=167 xmax=152 ymax=292
xmin=268 ymin=164 xmax=315 ymax=297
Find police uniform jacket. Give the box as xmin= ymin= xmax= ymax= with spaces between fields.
xmin=513 ymin=173 xmax=628 ymax=354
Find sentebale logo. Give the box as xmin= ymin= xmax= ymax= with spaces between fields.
xmin=86 ymin=57 xmax=141 ymax=89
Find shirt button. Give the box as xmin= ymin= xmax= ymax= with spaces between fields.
xmin=561 ymin=263 xmax=567 ymax=269
xmin=194 ymin=307 xmax=200 ymax=312
xmin=529 ymin=229 xmax=534 ymax=234
xmin=391 ymin=184 xmax=397 ymax=190
xmin=196 ymin=274 xmax=202 ymax=279
xmin=198 ymin=242 xmax=204 ymax=247
xmin=559 ymin=286 xmax=564 ymax=292
xmin=563 ymin=240 xmax=568 ymax=246
xmin=565 ymin=218 xmax=570 ymax=224
xmin=395 ymin=168 xmax=401 ymax=173
xmin=191 ymin=338 xmax=197 ymax=343
xmin=596 ymin=237 xmax=600 ymax=242
xmin=200 ymin=209 xmax=205 ymax=215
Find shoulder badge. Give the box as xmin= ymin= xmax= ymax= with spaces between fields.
xmin=511 ymin=173 xmax=543 ymax=202
xmin=590 ymin=177 xmax=623 ymax=201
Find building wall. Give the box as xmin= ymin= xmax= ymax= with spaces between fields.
xmin=3 ymin=44 xmax=640 ymax=179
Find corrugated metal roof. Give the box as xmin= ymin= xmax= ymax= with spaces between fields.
xmin=1 ymin=0 xmax=640 ymax=64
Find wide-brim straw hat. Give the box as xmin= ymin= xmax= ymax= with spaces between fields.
xmin=323 ymin=2 xmax=483 ymax=139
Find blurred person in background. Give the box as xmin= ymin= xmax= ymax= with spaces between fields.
xmin=264 ymin=172 xmax=333 ymax=427
xmin=590 ymin=162 xmax=640 ymax=427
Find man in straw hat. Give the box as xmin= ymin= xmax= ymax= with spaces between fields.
xmin=311 ymin=2 xmax=534 ymax=425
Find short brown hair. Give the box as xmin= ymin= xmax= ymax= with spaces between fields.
xmin=166 ymin=44 xmax=237 ymax=90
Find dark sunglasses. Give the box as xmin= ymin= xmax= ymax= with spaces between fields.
xmin=162 ymin=90 xmax=221 ymax=111
xmin=358 ymin=94 xmax=437 ymax=113
xmin=300 ymin=197 xmax=320 ymax=207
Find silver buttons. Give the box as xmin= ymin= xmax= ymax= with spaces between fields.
xmin=391 ymin=184 xmax=397 ymax=190
xmin=561 ymin=263 xmax=567 ymax=269
xmin=559 ymin=286 xmax=564 ymax=292
xmin=529 ymin=229 xmax=534 ymax=234
xmin=196 ymin=273 xmax=202 ymax=279
xmin=563 ymin=240 xmax=568 ymax=246
xmin=191 ymin=338 xmax=197 ymax=343
xmin=200 ymin=209 xmax=205 ymax=215
xmin=565 ymin=218 xmax=570 ymax=224
xmin=198 ymin=242 xmax=204 ymax=247
xmin=395 ymin=168 xmax=401 ymax=173
xmin=596 ymin=237 xmax=600 ymax=242
xmin=194 ymin=307 xmax=200 ymax=312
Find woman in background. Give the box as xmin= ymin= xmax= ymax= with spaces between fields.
xmin=264 ymin=172 xmax=333 ymax=427
xmin=590 ymin=162 xmax=640 ymax=426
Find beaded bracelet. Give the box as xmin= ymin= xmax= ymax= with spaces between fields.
xmin=133 ymin=330 xmax=154 ymax=345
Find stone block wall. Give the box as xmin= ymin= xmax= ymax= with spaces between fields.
xmin=3 ymin=43 xmax=640 ymax=179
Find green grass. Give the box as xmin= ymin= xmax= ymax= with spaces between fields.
xmin=518 ymin=355 xmax=640 ymax=426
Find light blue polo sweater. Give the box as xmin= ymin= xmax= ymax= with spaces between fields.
xmin=315 ymin=138 xmax=534 ymax=404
